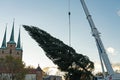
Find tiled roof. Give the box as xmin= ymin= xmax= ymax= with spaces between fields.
xmin=27 ymin=69 xmax=37 ymax=74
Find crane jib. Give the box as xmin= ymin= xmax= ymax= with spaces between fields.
xmin=79 ymin=0 xmax=120 ymax=79
xmin=95 ymin=39 xmax=103 ymax=53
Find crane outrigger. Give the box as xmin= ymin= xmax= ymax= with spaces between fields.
xmin=80 ymin=0 xmax=120 ymax=80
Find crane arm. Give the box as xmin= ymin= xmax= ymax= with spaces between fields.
xmin=80 ymin=0 xmax=114 ymax=75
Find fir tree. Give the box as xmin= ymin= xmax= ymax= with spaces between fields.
xmin=23 ymin=25 xmax=94 ymax=80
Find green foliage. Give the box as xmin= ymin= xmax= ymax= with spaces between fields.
xmin=0 ymin=56 xmax=27 ymax=80
xmin=23 ymin=25 xmax=94 ymax=80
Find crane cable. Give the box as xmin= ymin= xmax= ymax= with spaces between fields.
xmin=68 ymin=0 xmax=71 ymax=47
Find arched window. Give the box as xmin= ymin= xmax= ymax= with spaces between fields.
xmin=10 ymin=49 xmax=12 ymax=54
xmin=2 ymin=50 xmax=4 ymax=54
xmin=17 ymin=52 xmax=19 ymax=55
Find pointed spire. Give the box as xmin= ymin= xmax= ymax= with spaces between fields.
xmin=36 ymin=64 xmax=42 ymax=71
xmin=8 ymin=19 xmax=16 ymax=44
xmin=1 ymin=25 xmax=7 ymax=48
xmin=16 ymin=27 xmax=22 ymax=50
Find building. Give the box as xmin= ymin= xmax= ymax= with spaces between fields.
xmin=0 ymin=64 xmax=43 ymax=80
xmin=25 ymin=65 xmax=43 ymax=80
xmin=0 ymin=21 xmax=43 ymax=80
xmin=0 ymin=21 xmax=22 ymax=59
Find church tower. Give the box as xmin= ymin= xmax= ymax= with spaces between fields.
xmin=0 ymin=21 xmax=23 ymax=59
xmin=1 ymin=26 xmax=7 ymax=49
xmin=36 ymin=64 xmax=43 ymax=80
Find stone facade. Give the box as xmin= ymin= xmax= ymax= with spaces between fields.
xmin=0 ymin=42 xmax=22 ymax=59
xmin=25 ymin=65 xmax=43 ymax=80
xmin=0 ymin=22 xmax=22 ymax=59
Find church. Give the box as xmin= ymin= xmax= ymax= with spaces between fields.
xmin=0 ymin=22 xmax=22 ymax=59
xmin=0 ymin=21 xmax=43 ymax=80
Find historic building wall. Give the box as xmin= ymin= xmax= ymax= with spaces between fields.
xmin=0 ymin=22 xmax=22 ymax=59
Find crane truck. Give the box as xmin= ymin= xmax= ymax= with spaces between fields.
xmin=80 ymin=0 xmax=120 ymax=80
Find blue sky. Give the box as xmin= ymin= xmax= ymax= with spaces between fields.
xmin=0 ymin=0 xmax=120 ymax=73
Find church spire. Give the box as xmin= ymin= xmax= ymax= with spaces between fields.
xmin=1 ymin=26 xmax=7 ymax=48
xmin=16 ymin=27 xmax=22 ymax=50
xmin=8 ymin=19 xmax=15 ymax=44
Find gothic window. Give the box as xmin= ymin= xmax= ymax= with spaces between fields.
xmin=10 ymin=49 xmax=12 ymax=54
xmin=17 ymin=52 xmax=19 ymax=55
xmin=2 ymin=50 xmax=4 ymax=54
xmin=10 ymin=45 xmax=12 ymax=47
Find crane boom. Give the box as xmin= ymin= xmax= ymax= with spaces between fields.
xmin=80 ymin=0 xmax=114 ymax=75
xmin=80 ymin=0 xmax=120 ymax=80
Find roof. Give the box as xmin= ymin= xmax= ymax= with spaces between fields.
xmin=36 ymin=64 xmax=42 ymax=71
xmin=27 ymin=69 xmax=37 ymax=74
xmin=8 ymin=21 xmax=16 ymax=44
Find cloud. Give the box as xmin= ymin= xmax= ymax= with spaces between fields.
xmin=94 ymin=62 xmax=102 ymax=73
xmin=107 ymin=47 xmax=115 ymax=53
xmin=106 ymin=47 xmax=117 ymax=55
xmin=43 ymin=67 xmax=60 ymax=75
xmin=112 ymin=63 xmax=120 ymax=67
xmin=117 ymin=10 xmax=120 ymax=16
xmin=94 ymin=62 xmax=120 ymax=73
xmin=112 ymin=63 xmax=120 ymax=72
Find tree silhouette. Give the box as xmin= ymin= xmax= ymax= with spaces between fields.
xmin=23 ymin=25 xmax=94 ymax=80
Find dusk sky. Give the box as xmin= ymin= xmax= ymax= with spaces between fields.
xmin=0 ymin=0 xmax=120 ymax=73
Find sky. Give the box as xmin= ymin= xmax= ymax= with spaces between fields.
xmin=0 ymin=0 xmax=120 ymax=73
